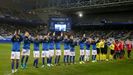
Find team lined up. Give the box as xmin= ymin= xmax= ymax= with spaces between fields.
xmin=10 ymin=30 xmax=132 ymax=73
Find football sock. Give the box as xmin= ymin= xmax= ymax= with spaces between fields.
xmin=79 ymin=56 xmax=82 ymax=61
xmin=73 ymin=56 xmax=75 ymax=64
xmin=81 ymin=56 xmax=83 ymax=61
xmin=33 ymin=60 xmax=35 ymax=66
xmin=16 ymin=60 xmax=19 ymax=69
xmin=42 ymin=58 xmax=45 ymax=65
xmin=36 ymin=59 xmax=38 ymax=67
xmin=50 ymin=57 xmax=52 ymax=64
xmin=55 ymin=56 xmax=57 ymax=64
xmin=70 ymin=56 xmax=72 ymax=63
xmin=25 ymin=56 xmax=29 ymax=65
xmin=99 ymin=54 xmax=102 ymax=60
xmin=33 ymin=59 xmax=38 ymax=67
xmin=67 ymin=55 xmax=69 ymax=63
xmin=101 ymin=54 xmax=103 ymax=60
xmin=96 ymin=54 xmax=99 ymax=61
xmin=58 ymin=56 xmax=60 ymax=63
xmin=109 ymin=55 xmax=113 ymax=60
xmin=35 ymin=59 xmax=37 ymax=67
xmin=11 ymin=60 xmax=14 ymax=70
xmin=57 ymin=56 xmax=60 ymax=64
xmin=47 ymin=58 xmax=49 ymax=64
xmin=92 ymin=55 xmax=94 ymax=60
xmin=64 ymin=55 xmax=66 ymax=63
xmin=21 ymin=56 xmax=24 ymax=65
xmin=103 ymin=54 xmax=106 ymax=60
xmin=82 ymin=55 xmax=84 ymax=61
xmin=94 ymin=55 xmax=96 ymax=60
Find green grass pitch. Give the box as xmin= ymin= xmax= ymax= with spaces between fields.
xmin=0 ymin=43 xmax=133 ymax=75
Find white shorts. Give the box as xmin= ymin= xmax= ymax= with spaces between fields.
xmin=49 ymin=50 xmax=54 ymax=57
xmin=80 ymin=50 xmax=85 ymax=55
xmin=70 ymin=52 xmax=75 ymax=56
xmin=33 ymin=51 xmax=40 ymax=58
xmin=56 ymin=50 xmax=61 ymax=56
xmin=41 ymin=51 xmax=49 ymax=57
xmin=11 ymin=52 xmax=20 ymax=59
xmin=64 ymin=50 xmax=70 ymax=55
xmin=21 ymin=49 xmax=30 ymax=56
xmin=92 ymin=50 xmax=97 ymax=55
xmin=86 ymin=50 xmax=90 ymax=56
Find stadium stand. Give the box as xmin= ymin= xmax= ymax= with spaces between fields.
xmin=0 ymin=0 xmax=133 ymax=42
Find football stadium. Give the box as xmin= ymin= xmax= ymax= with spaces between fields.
xmin=0 ymin=0 xmax=133 ymax=75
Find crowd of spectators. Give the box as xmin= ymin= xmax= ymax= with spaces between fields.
xmin=0 ymin=23 xmax=132 ymax=41
xmin=0 ymin=24 xmax=47 ymax=37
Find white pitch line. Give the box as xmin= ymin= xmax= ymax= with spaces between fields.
xmin=4 ymin=71 xmax=12 ymax=75
xmin=7 ymin=73 xmax=12 ymax=75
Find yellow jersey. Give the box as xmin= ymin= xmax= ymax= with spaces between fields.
xmin=96 ymin=42 xmax=100 ymax=48
xmin=109 ymin=44 xmax=115 ymax=50
xmin=100 ymin=41 xmax=105 ymax=48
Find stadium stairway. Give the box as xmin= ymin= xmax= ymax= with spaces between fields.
xmin=90 ymin=31 xmax=95 ymax=37
xmin=122 ymin=31 xmax=131 ymax=39
xmin=106 ymin=31 xmax=113 ymax=37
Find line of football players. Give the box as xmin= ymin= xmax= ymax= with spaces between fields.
xmin=10 ymin=30 xmax=132 ymax=73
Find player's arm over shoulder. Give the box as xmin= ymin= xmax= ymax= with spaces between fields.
xmin=19 ymin=35 xmax=23 ymax=42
